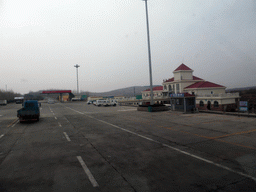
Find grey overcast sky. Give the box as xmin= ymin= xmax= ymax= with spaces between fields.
xmin=0 ymin=0 xmax=255 ymax=94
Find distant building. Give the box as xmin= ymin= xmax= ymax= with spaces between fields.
xmin=87 ymin=96 xmax=103 ymax=101
xmin=141 ymin=86 xmax=163 ymax=100
xmin=142 ymin=63 xmax=240 ymax=111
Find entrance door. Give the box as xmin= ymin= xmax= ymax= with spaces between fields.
xmin=172 ymin=99 xmax=175 ymax=110
xmin=207 ymin=101 xmax=211 ymax=110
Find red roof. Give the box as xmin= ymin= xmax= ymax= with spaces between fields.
xmin=184 ymin=92 xmax=195 ymax=97
xmin=174 ymin=63 xmax=192 ymax=71
xmin=143 ymin=86 xmax=163 ymax=92
xmin=163 ymin=76 xmax=203 ymax=83
xmin=165 ymin=77 xmax=174 ymax=82
xmin=184 ymin=81 xmax=225 ymax=89
xmin=193 ymin=76 xmax=203 ymax=81
xmin=42 ymin=90 xmax=72 ymax=94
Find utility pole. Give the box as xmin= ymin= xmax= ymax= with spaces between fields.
xmin=143 ymin=0 xmax=154 ymax=105
xmin=74 ymin=64 xmax=80 ymax=94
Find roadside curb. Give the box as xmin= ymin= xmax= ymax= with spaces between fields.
xmin=199 ymin=110 xmax=256 ymax=118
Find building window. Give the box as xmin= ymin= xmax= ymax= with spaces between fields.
xmin=164 ymin=85 xmax=167 ymax=90
xmin=214 ymin=101 xmax=219 ymax=107
xmin=207 ymin=101 xmax=211 ymax=110
xmin=169 ymin=85 xmax=172 ymax=92
xmin=200 ymin=101 xmax=204 ymax=107
xmin=211 ymin=91 xmax=213 ymax=94
xmin=176 ymin=84 xmax=180 ymax=93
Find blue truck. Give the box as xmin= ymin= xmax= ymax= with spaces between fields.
xmin=17 ymin=100 xmax=40 ymax=122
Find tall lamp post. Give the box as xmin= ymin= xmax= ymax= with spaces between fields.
xmin=74 ymin=64 xmax=80 ymax=94
xmin=143 ymin=0 xmax=154 ymax=105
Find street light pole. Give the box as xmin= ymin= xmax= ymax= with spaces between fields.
xmin=74 ymin=64 xmax=80 ymax=94
xmin=143 ymin=0 xmax=154 ymax=105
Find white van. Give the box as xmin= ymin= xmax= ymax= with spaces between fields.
xmin=95 ymin=100 xmax=105 ymax=106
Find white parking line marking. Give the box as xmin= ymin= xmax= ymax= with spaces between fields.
xmin=65 ymin=106 xmax=256 ymax=181
xmin=54 ymin=117 xmax=57 ymax=120
xmin=12 ymin=120 xmax=19 ymax=127
xmin=58 ymin=122 xmax=62 ymax=127
xmin=118 ymin=109 xmax=137 ymax=111
xmin=0 ymin=134 xmax=4 ymax=139
xmin=86 ymin=115 xmax=256 ymax=182
xmin=63 ymin=132 xmax=71 ymax=141
xmin=77 ymin=156 xmax=99 ymax=187
xmin=65 ymin=107 xmax=84 ymax=114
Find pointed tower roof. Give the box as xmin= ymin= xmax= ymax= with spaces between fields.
xmin=174 ymin=63 xmax=192 ymax=71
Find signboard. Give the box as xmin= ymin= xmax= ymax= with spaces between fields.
xmin=136 ymin=95 xmax=142 ymax=100
xmin=239 ymin=107 xmax=248 ymax=112
xmin=239 ymin=101 xmax=248 ymax=107
xmin=170 ymin=93 xmax=184 ymax=97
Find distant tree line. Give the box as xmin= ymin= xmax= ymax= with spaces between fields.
xmin=24 ymin=91 xmax=44 ymax=101
xmin=0 ymin=90 xmax=22 ymax=102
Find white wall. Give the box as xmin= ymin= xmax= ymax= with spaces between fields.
xmin=196 ymin=97 xmax=236 ymax=105
xmin=174 ymin=73 xmax=180 ymax=81
xmin=180 ymin=71 xmax=193 ymax=80
xmin=173 ymin=71 xmax=193 ymax=81
xmin=195 ymin=88 xmax=226 ymax=95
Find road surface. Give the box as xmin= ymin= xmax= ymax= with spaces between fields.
xmin=0 ymin=102 xmax=255 ymax=191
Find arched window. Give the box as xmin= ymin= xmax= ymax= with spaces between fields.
xmin=214 ymin=101 xmax=219 ymax=107
xmin=199 ymin=101 xmax=204 ymax=107
xmin=207 ymin=101 xmax=211 ymax=110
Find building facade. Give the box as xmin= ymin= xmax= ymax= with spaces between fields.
xmin=142 ymin=63 xmax=240 ymax=111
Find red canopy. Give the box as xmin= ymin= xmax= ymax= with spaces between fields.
xmin=42 ymin=90 xmax=71 ymax=94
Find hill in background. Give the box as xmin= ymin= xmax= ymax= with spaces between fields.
xmin=226 ymin=86 xmax=256 ymax=93
xmin=81 ymin=85 xmax=161 ymax=97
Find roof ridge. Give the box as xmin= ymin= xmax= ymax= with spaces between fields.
xmin=174 ymin=63 xmax=193 ymax=71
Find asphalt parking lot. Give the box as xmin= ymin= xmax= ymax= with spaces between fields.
xmin=0 ymin=102 xmax=255 ymax=191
